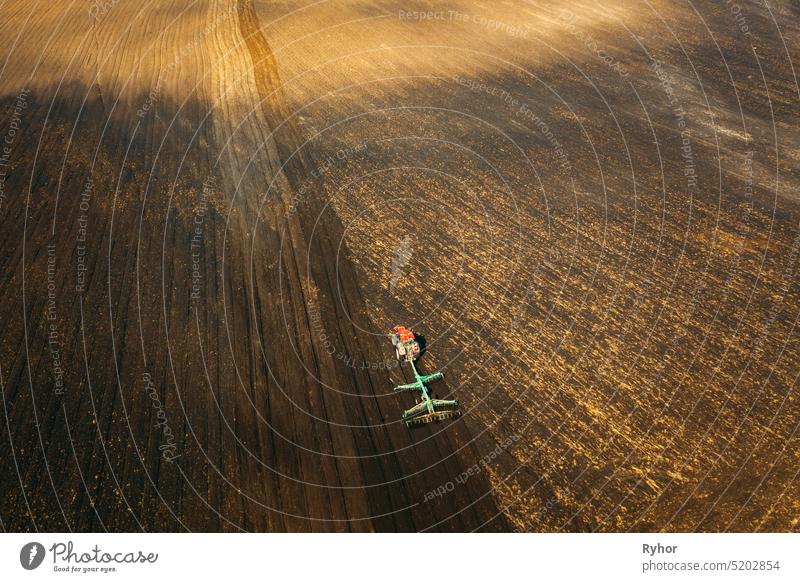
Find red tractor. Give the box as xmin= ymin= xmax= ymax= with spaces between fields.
xmin=390 ymin=325 xmax=421 ymax=362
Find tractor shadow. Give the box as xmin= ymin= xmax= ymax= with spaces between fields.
xmin=414 ymin=334 xmax=428 ymax=359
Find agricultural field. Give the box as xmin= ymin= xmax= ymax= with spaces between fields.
xmin=0 ymin=0 xmax=798 ymax=532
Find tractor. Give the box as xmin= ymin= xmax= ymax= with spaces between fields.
xmin=388 ymin=326 xmax=460 ymax=427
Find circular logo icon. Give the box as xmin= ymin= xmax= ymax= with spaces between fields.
xmin=20 ymin=542 xmax=46 ymax=570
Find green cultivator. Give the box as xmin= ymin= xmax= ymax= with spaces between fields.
xmin=394 ymin=360 xmax=460 ymax=427
xmin=389 ymin=326 xmax=460 ymax=427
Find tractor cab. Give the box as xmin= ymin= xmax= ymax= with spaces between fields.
xmin=390 ymin=325 xmax=421 ymax=362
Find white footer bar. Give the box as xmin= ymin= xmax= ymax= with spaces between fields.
xmin=1 ymin=533 xmax=797 ymax=581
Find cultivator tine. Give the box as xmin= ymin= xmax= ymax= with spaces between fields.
xmin=405 ymin=413 xmax=435 ymax=427
xmin=435 ymin=410 xmax=460 ymax=421
xmin=403 ymin=408 xmax=461 ymax=427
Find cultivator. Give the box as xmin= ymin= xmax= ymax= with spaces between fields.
xmin=389 ymin=326 xmax=460 ymax=427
